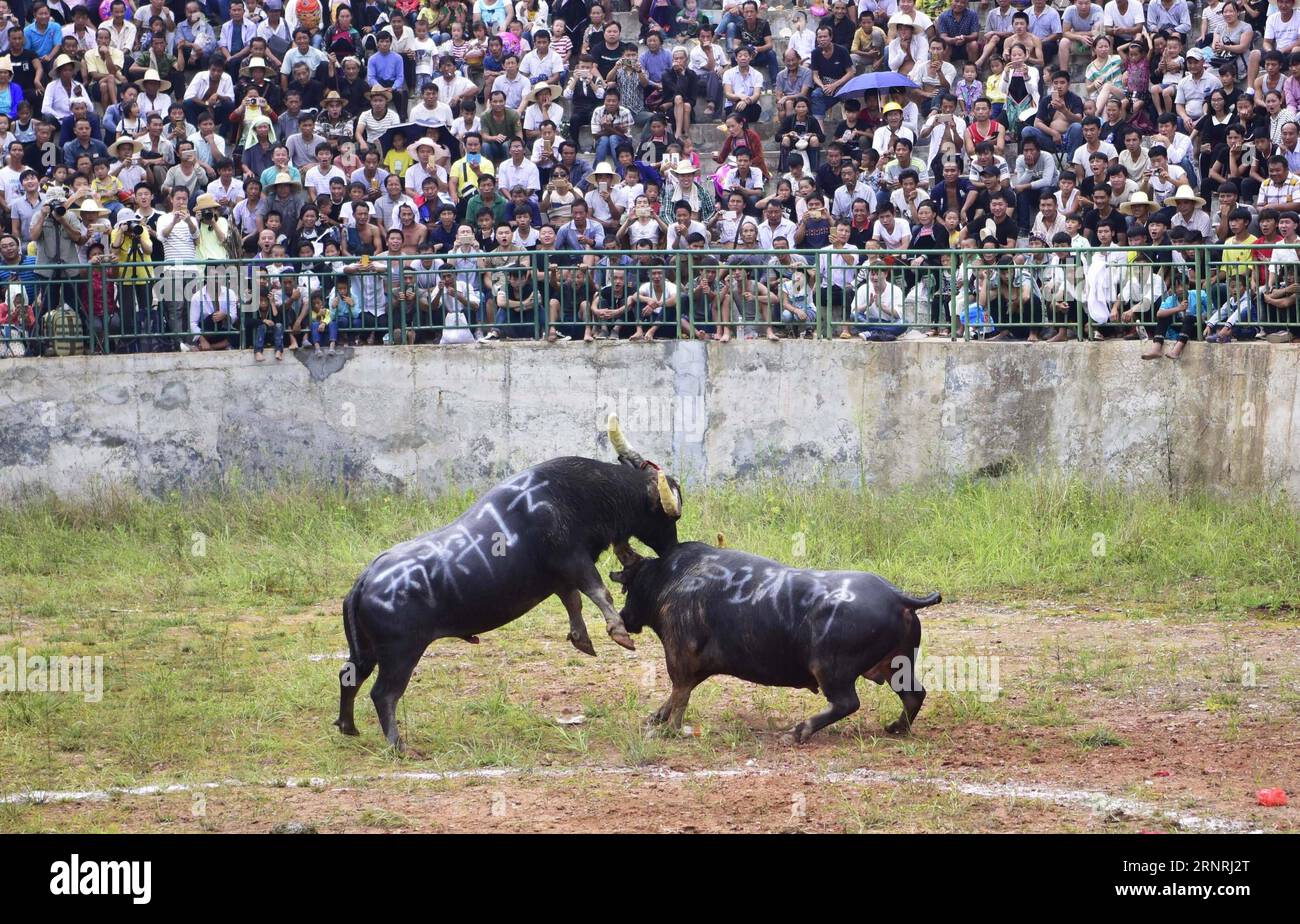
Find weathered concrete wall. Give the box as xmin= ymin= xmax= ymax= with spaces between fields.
xmin=1 ymin=341 xmax=1298 ymax=501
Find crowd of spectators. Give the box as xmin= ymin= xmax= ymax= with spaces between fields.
xmin=0 ymin=0 xmax=1298 ymax=359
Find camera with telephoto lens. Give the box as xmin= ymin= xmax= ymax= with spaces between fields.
xmin=199 ymin=209 xmax=218 ymax=221
xmin=41 ymin=183 xmax=70 ymax=214
xmin=127 ymin=222 xmax=143 ymax=237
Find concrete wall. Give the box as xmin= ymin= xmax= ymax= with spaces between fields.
xmin=1 ymin=341 xmax=1298 ymax=501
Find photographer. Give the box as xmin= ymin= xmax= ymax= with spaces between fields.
xmin=31 ymin=182 xmax=91 ymax=347
xmin=109 ymin=207 xmax=158 ymax=353
xmin=193 ymin=192 xmax=231 ymax=261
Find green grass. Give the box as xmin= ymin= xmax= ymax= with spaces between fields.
xmin=1 ymin=474 xmax=1297 ymax=620
xmin=0 ymin=475 xmax=1297 ymax=814
xmin=1071 ymin=727 xmax=1128 ymax=751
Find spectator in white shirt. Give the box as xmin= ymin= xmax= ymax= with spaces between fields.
xmin=520 ymin=30 xmax=563 ymax=84
xmin=886 ymin=15 xmax=929 ymax=79
xmin=182 ymin=60 xmax=235 ymax=127
xmin=497 ymin=137 xmax=542 ymax=194
xmin=721 ymin=46 xmax=764 ymax=123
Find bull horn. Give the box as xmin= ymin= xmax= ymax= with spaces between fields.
xmin=607 ymin=413 xmax=644 ymax=466
xmin=656 ymin=469 xmax=681 ymax=518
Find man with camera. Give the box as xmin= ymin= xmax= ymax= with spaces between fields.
xmin=31 ymin=181 xmax=91 ymax=348
xmin=193 ymin=192 xmax=232 ymax=262
xmin=109 ymin=206 xmax=157 ymax=353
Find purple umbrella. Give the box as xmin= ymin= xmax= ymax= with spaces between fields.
xmin=835 ymin=72 xmax=921 ymax=99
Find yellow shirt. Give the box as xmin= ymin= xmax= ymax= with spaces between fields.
xmin=1221 ymin=234 xmax=1257 ymax=276
xmin=92 ymin=175 xmax=123 ymax=206
xmin=985 ymin=72 xmax=1006 ymax=104
xmin=384 ymin=149 xmax=415 ymax=177
xmin=84 ymin=47 xmax=125 ymax=80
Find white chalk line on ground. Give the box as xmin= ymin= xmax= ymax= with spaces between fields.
xmin=0 ymin=763 xmax=1261 ymax=832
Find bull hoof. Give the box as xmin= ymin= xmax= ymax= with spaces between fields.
xmin=782 ymin=723 xmax=811 ymax=746
xmin=885 ymin=718 xmax=912 ymax=736
xmin=460 ymin=635 xmax=481 ymax=644
xmin=334 ymin=719 xmax=360 ymax=736
xmin=608 ymin=625 xmax=636 ymax=651
xmin=567 ymin=631 xmax=597 ymax=657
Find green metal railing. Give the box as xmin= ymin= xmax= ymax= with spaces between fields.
xmin=0 ymin=244 xmax=1295 ymax=355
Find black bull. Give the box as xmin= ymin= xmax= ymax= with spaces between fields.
xmin=337 ymin=433 xmax=683 ymax=748
xmin=610 ymin=542 xmax=941 ymax=743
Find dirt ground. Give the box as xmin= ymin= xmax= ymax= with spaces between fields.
xmin=6 ymin=601 xmax=1298 ymax=833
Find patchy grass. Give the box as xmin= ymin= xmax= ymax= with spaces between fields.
xmin=1071 ymin=727 xmax=1128 ymax=751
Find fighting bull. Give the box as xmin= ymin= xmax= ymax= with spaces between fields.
xmin=337 ymin=416 xmax=683 ymax=748
xmin=609 ymin=542 xmax=941 ymax=743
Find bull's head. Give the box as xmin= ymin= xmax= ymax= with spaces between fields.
xmin=608 ymin=542 xmax=650 ymax=632
xmin=608 ymin=414 xmax=682 ymax=554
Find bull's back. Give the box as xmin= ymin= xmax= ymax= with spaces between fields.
xmin=356 ymin=471 xmax=570 ymax=636
xmin=656 ymin=545 xmax=904 ymax=686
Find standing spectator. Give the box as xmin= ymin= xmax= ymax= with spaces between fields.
xmin=156 ymin=187 xmax=199 ymax=349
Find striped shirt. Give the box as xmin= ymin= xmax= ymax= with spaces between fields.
xmin=1257 ymin=173 xmax=1300 ymax=208
xmin=157 ymin=212 xmax=198 ymax=264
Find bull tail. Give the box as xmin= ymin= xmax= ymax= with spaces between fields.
xmin=341 ymin=581 xmax=374 ymax=665
xmin=336 ymin=580 xmax=376 ymax=735
xmin=901 ymin=591 xmax=942 ymax=609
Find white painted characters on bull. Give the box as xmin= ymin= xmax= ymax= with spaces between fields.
xmin=366 ymin=477 xmax=556 ymax=614
xmin=369 ymin=508 xmax=509 ymax=613
xmin=501 ymin=470 xmax=554 ymax=514
xmin=671 ymin=555 xmax=855 ymax=622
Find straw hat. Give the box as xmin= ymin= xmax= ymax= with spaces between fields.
xmin=368 ymin=85 xmax=393 ymax=100
xmin=78 ymin=199 xmax=109 ymax=217
xmin=193 ymin=193 xmax=221 ymax=211
xmin=240 ymin=56 xmax=270 ymax=76
xmin=269 ymin=171 xmax=302 ymax=190
xmin=410 ymin=137 xmax=438 ymax=153
xmin=587 ymin=162 xmax=618 ymax=181
xmin=1163 ymin=184 xmax=1206 ymax=208
xmin=523 ymin=82 xmax=559 ymax=106
xmin=0 ymin=56 xmax=13 ymax=74
xmin=322 ymin=90 xmax=345 ymax=105
xmin=670 ymin=161 xmax=700 ymax=175
xmin=53 ymin=53 xmax=76 ymax=71
xmin=889 ymin=12 xmax=915 ymax=27
xmin=138 ymin=68 xmax=171 ymax=91
xmin=110 ymin=136 xmax=142 ymax=157
xmin=1118 ymin=191 xmax=1155 ymax=215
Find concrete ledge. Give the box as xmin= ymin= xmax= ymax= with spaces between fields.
xmin=1 ymin=340 xmax=1297 ymax=501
